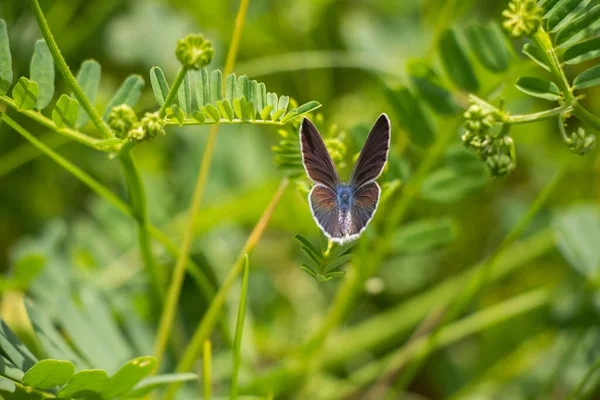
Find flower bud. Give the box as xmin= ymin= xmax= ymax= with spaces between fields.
xmin=502 ymin=0 xmax=542 ymax=39
xmin=176 ymin=34 xmax=215 ymax=70
xmin=140 ymin=112 xmax=166 ymax=139
xmin=568 ymin=128 xmax=596 ymax=155
xmin=108 ymin=104 xmax=138 ymax=139
xmin=486 ymin=154 xmax=514 ymax=177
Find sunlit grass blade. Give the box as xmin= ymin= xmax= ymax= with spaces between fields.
xmin=203 ymin=340 xmax=211 ymax=400
xmin=29 ymin=39 xmax=54 ymax=110
xmin=231 ymin=255 xmax=250 ymax=400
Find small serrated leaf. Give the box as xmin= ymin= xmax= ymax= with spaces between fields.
xmin=439 ymin=27 xmax=479 ymax=92
xmin=273 ymin=95 xmax=289 ymax=121
xmin=102 ymin=357 xmax=156 ymax=398
xmin=546 ymin=0 xmax=590 ymax=31
xmin=515 ymin=76 xmax=561 ymax=100
xmin=121 ymin=373 xmax=197 ymax=398
xmin=23 ymin=359 xmax=75 ymax=389
xmin=211 ymin=70 xmax=223 ymax=103
xmin=573 ymin=64 xmax=600 ymax=89
xmin=203 ymin=104 xmax=221 ymax=121
xmin=295 ymin=234 xmax=322 ymax=260
xmin=168 ymin=105 xmax=185 ymax=126
xmin=523 ymin=43 xmax=551 ymax=71
xmin=150 ymin=66 xmax=170 ymax=106
xmin=217 ymin=100 xmax=234 ymax=121
xmin=236 ymin=75 xmax=249 ymax=100
xmin=323 ymin=254 xmax=352 ymax=274
xmin=53 ymin=94 xmax=79 ymax=128
xmin=258 ymin=82 xmax=266 ymax=111
xmin=195 ymin=68 xmax=210 ymax=107
xmin=74 ymin=60 xmax=101 ymax=128
xmin=12 ymin=77 xmax=38 ymax=111
xmin=103 ymin=75 xmax=144 ymax=120
xmin=177 ymin=69 xmax=191 ymax=115
xmin=57 ymin=369 xmax=108 ymax=398
xmin=466 ymin=22 xmax=511 ymax=72
xmin=192 ymin=111 xmax=206 ymax=124
xmin=0 ymin=20 xmax=12 ymax=95
xmin=225 ymin=73 xmax=236 ymax=104
xmin=563 ymin=37 xmax=600 ymax=64
xmin=555 ymin=4 xmax=600 ymax=47
xmin=30 ymin=39 xmax=54 ymax=110
xmin=260 ymin=104 xmax=274 ymax=121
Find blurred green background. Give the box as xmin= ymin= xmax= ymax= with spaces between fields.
xmin=2 ymin=0 xmax=600 ymax=399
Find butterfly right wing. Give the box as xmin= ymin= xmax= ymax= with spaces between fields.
xmin=300 ymin=117 xmax=340 ymax=189
xmin=309 ymin=185 xmax=343 ymax=241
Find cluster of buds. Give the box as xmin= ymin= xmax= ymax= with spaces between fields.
xmin=325 ymin=135 xmax=347 ymax=169
xmin=565 ymin=127 xmax=596 ymax=156
xmin=502 ymin=0 xmax=542 ymax=38
xmin=108 ymin=105 xmax=165 ymax=143
xmin=176 ymin=34 xmax=214 ymax=70
xmin=462 ymin=103 xmax=515 ymax=177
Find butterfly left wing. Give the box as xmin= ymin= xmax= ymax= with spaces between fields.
xmin=309 ymin=185 xmax=343 ymax=240
xmin=300 ymin=117 xmax=340 ymax=189
xmin=350 ymin=114 xmax=391 ymax=188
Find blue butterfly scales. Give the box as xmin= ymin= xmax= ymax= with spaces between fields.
xmin=300 ymin=114 xmax=391 ymax=244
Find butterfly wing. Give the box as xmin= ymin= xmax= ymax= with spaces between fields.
xmin=350 ymin=114 xmax=391 ymax=188
xmin=349 ymin=181 xmax=380 ymax=238
xmin=300 ymin=117 xmax=340 ymax=189
xmin=309 ymin=185 xmax=343 ymax=240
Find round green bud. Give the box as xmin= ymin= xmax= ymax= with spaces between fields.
xmin=502 ymin=0 xmax=542 ymax=39
xmin=176 ymin=34 xmax=215 ymax=70
xmin=128 ymin=123 xmax=146 ymax=143
xmin=464 ymin=104 xmax=494 ymax=134
xmin=108 ymin=104 xmax=138 ymax=139
xmin=486 ymin=154 xmax=514 ymax=177
xmin=568 ymin=128 xmax=596 ymax=155
xmin=140 ymin=112 xmax=166 ymax=139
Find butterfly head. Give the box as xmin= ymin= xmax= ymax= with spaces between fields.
xmin=336 ymin=184 xmax=354 ymax=208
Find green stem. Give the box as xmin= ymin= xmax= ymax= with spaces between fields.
xmin=1 ymin=111 xmax=216 ymax=310
xmin=568 ymin=358 xmax=600 ymax=400
xmin=164 ymin=178 xmax=288 ymax=400
xmin=390 ymin=164 xmax=565 ymax=394
xmin=572 ymin=103 xmax=600 ymax=131
xmin=164 ymin=116 xmax=311 ymax=126
xmin=508 ymin=104 xmax=572 ymax=124
xmin=158 ymin=67 xmax=188 ymax=118
xmin=153 ymin=0 xmax=251 ymax=375
xmin=230 ymin=255 xmax=250 ymax=400
xmin=0 ymin=96 xmax=102 ymax=149
xmin=30 ymin=0 xmax=113 ymax=139
xmin=118 ymin=145 xmax=164 ymax=298
xmin=203 ymin=340 xmax=212 ymax=400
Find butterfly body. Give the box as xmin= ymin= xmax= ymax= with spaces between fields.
xmin=300 ymin=114 xmax=390 ymax=244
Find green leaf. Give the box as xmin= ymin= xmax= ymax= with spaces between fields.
xmin=168 ymin=105 xmax=185 ymax=126
xmin=195 ymin=68 xmax=210 ymax=107
xmin=122 ymin=373 xmax=198 ymax=398
xmin=236 ymin=75 xmax=249 ymax=100
xmin=555 ymin=4 xmax=600 ymax=47
xmin=225 ymin=73 xmax=236 ymax=105
xmin=247 ymin=80 xmax=256 ymax=118
xmin=52 ymin=94 xmax=79 ymax=129
xmin=203 ymin=104 xmax=221 ymax=121
xmin=102 ymin=75 xmax=145 ymax=120
xmin=101 ymin=356 xmax=156 ymax=398
xmin=233 ymin=97 xmax=245 ymax=120
xmin=546 ymin=0 xmax=590 ymax=31
xmin=95 ymin=138 xmax=123 ymax=152
xmin=273 ymin=95 xmax=289 ymax=121
xmin=515 ymin=76 xmax=561 ymax=100
xmin=0 ymin=319 xmax=37 ymax=371
xmin=541 ymin=0 xmax=561 ymax=15
xmin=266 ymin=92 xmax=277 ymax=119
xmin=294 ymin=234 xmax=322 ymax=261
xmin=406 ymin=60 xmax=460 ymax=115
xmin=386 ymin=86 xmax=435 ymax=148
xmin=522 ymin=43 xmax=551 ymax=72
xmin=177 ymin=69 xmax=191 ymax=115
xmin=257 ymin=82 xmax=267 ymax=111
xmin=12 ymin=77 xmax=38 ymax=111
xmin=563 ymin=37 xmax=600 ymax=64
xmin=285 ymin=101 xmax=321 ymax=119
xmin=210 ymin=70 xmax=223 ymax=103
xmin=150 ymin=66 xmax=170 ymax=106
xmin=573 ymin=64 xmax=600 ymax=89
xmin=438 ymin=27 xmax=479 ymax=92
xmin=465 ymin=22 xmax=511 ymax=72
xmin=29 ymin=40 xmax=54 ymax=110
xmin=74 ymin=60 xmax=101 ymax=128
xmin=0 ymin=20 xmax=12 ymax=96
xmin=22 ymin=360 xmax=75 ymax=389
xmin=192 ymin=111 xmax=206 ymax=124
xmin=0 ymin=356 xmax=23 ymax=381
xmin=0 ymin=376 xmax=15 ymax=393
xmin=391 ymin=218 xmax=457 ymax=254
xmin=323 ymin=254 xmax=352 ymax=274
xmin=12 ymin=253 xmax=45 ymax=287
xmin=554 ymin=205 xmax=600 ymax=279
xmin=421 ymin=168 xmax=487 ymax=203
xmin=57 ymin=369 xmax=108 ymax=398
xmin=260 ymin=104 xmax=274 ymax=121
xmin=217 ymin=100 xmax=234 ymax=121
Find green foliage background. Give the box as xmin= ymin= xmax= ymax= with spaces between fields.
xmin=1 ymin=0 xmax=600 ymax=399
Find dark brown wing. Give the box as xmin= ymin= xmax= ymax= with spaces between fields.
xmin=350 ymin=114 xmax=391 ymax=188
xmin=350 ymin=182 xmax=380 ymax=237
xmin=300 ymin=117 xmax=340 ymax=189
xmin=309 ymin=185 xmax=343 ymax=240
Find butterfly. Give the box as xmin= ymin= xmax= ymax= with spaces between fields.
xmin=300 ymin=114 xmax=391 ymax=244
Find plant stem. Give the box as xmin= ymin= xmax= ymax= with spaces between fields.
xmin=203 ymin=340 xmax=212 ymax=400
xmin=153 ymin=0 xmax=251 ymax=373
xmin=158 ymin=67 xmax=188 ymax=118
xmin=1 ymin=112 xmax=215 ymax=307
xmin=390 ymin=164 xmax=565 ymax=394
xmin=118 ymin=144 xmax=164 ymax=298
xmin=0 ymin=96 xmax=103 ymax=148
xmin=30 ymin=0 xmax=113 ymax=139
xmin=508 ymin=104 xmax=572 ymax=124
xmin=163 ymin=178 xmax=288 ymax=400
xmin=231 ymin=255 xmax=250 ymax=400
